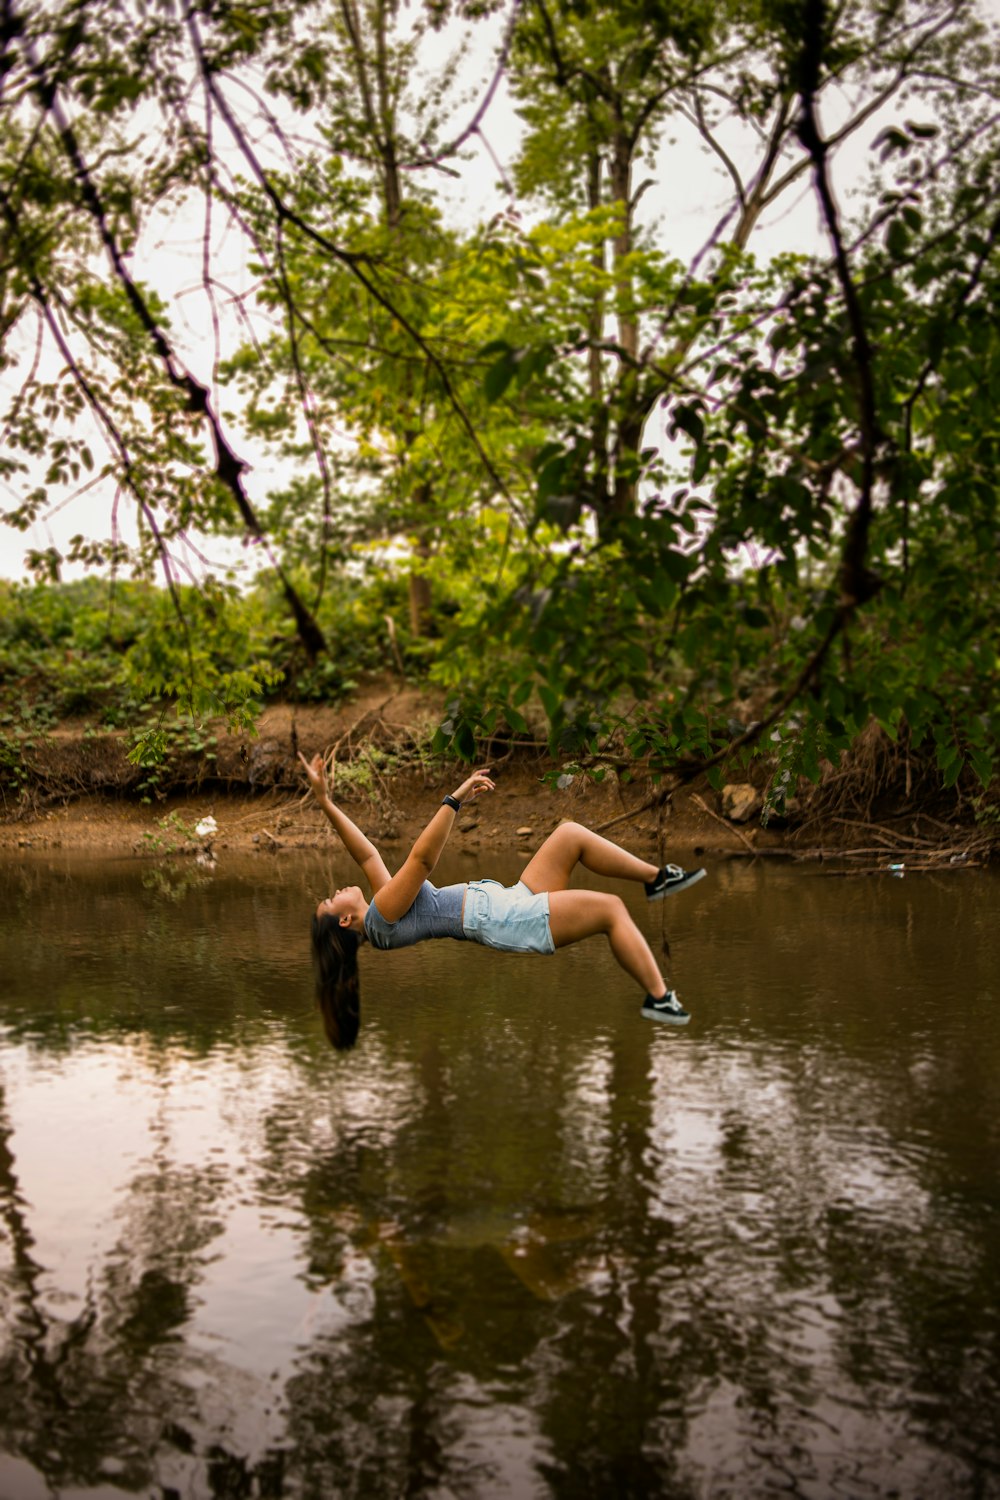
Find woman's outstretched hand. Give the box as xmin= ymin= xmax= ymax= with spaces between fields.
xmin=452 ymin=767 xmax=495 ymax=804
xmin=298 ymin=750 xmax=331 ymax=801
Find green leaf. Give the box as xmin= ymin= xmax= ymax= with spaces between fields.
xmin=672 ymin=405 xmax=705 ymax=445
xmin=942 ymin=755 xmax=964 ymax=788
xmin=968 ymin=746 xmax=993 ymax=788
xmin=484 ymin=351 xmax=519 ymax=403
xmin=537 ymin=454 xmax=568 ymax=501
xmin=874 ymin=125 xmax=910 ymax=160
xmin=660 ymin=549 xmax=692 ymax=585
xmin=538 ymin=683 xmax=561 ymax=721
xmin=886 ymin=218 xmax=909 ymax=259
xmin=455 ymin=723 xmax=476 ymax=760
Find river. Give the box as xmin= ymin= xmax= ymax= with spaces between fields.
xmin=0 ymin=850 xmax=997 ymax=1498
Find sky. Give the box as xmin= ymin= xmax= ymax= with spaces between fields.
xmin=0 ymin=5 xmax=882 ymax=587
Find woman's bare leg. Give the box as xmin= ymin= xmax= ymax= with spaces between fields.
xmin=519 ymin=821 xmax=659 ymax=895
xmin=548 ymin=889 xmax=667 ymax=996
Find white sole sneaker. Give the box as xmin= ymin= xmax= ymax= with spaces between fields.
xmin=646 ymin=865 xmax=707 ymax=900
xmin=641 ymin=990 xmax=691 ymax=1025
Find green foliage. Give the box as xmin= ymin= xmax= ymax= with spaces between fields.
xmin=0 ymin=0 xmax=997 ymax=809
xmin=0 ymin=694 xmax=57 ymax=803
xmin=0 ymin=579 xmax=139 ymax=717
xmin=126 ymin=720 xmax=224 ymax=802
xmin=0 ymin=729 xmax=31 ymax=800
xmin=138 ymin=810 xmax=205 ymax=856
xmin=0 ymin=551 xmax=475 ymax=736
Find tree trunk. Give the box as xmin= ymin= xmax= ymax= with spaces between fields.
xmin=408 ymin=568 xmax=432 ymax=639
xmin=604 ymin=127 xmax=641 ymax=524
xmin=586 ymin=145 xmax=611 ymax=517
xmin=408 ymin=482 xmax=433 ymax=637
xmin=343 ymin=0 xmax=435 ymax=637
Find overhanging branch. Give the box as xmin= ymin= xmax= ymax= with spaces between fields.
xmin=16 ymin=20 xmax=327 ymax=659
xmin=187 ymin=9 xmax=514 ymax=512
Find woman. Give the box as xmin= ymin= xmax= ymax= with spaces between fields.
xmin=300 ymin=751 xmax=705 ymax=1049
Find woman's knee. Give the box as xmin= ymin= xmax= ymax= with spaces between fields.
xmin=548 ymin=888 xmax=620 ymax=945
xmin=588 ymin=891 xmax=627 ymax=934
xmin=521 ymin=821 xmax=586 ymax=893
xmin=547 ymin=819 xmax=585 ymax=851
xmin=605 ymin=892 xmax=629 ymax=928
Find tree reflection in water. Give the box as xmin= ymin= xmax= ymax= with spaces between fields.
xmin=0 ymin=853 xmax=998 ymax=1497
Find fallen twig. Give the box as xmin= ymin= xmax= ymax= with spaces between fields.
xmin=690 ymin=792 xmax=758 ymax=855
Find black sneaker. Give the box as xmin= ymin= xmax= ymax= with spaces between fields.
xmin=641 ymin=990 xmax=691 ymax=1025
xmin=645 ymin=863 xmax=706 ymax=900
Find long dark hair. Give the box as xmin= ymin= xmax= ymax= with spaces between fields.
xmin=311 ymin=914 xmax=361 ymax=1050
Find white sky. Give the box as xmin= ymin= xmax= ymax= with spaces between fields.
xmin=0 ymin=8 xmax=892 ymax=586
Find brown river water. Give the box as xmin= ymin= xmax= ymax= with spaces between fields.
xmin=0 ymin=849 xmax=998 ymax=1499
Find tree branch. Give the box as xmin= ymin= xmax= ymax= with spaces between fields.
xmin=405 ymin=0 xmax=525 ymax=173
xmin=0 ymin=206 xmax=196 ymax=685
xmin=186 ymin=11 xmax=515 ymax=514
xmin=18 ymin=24 xmax=327 ymax=658
xmin=797 ymin=0 xmax=880 ymax=613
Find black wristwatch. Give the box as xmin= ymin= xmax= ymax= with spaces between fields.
xmin=442 ymin=794 xmax=462 ymax=812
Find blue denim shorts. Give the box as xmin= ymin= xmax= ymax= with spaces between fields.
xmin=462 ymin=879 xmax=555 ymax=955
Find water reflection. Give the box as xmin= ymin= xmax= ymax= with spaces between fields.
xmin=0 ymin=851 xmax=998 ymax=1497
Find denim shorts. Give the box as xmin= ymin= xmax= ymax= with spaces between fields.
xmin=462 ymin=879 xmax=555 ymax=955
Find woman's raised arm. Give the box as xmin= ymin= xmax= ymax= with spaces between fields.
xmin=298 ymin=751 xmax=392 ymax=894
xmin=372 ymin=767 xmax=495 ymax=922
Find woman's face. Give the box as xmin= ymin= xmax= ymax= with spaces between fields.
xmin=316 ymin=885 xmax=363 ymax=925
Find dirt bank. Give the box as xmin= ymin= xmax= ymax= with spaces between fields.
xmin=1 ymin=681 xmax=994 ymax=869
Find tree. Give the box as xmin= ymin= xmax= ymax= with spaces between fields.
xmin=219 ymin=0 xmax=509 ymax=641
xmin=0 ymin=0 xmax=344 ymax=734
xmin=436 ymin=0 xmax=999 ymax=796
xmin=0 ymin=0 xmax=996 ymax=802
xmin=0 ymin=0 xmax=528 ymax=643
xmin=496 ymin=0 xmax=997 ymax=526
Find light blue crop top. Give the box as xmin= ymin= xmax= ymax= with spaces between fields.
xmin=363 ymin=881 xmax=468 ymax=951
